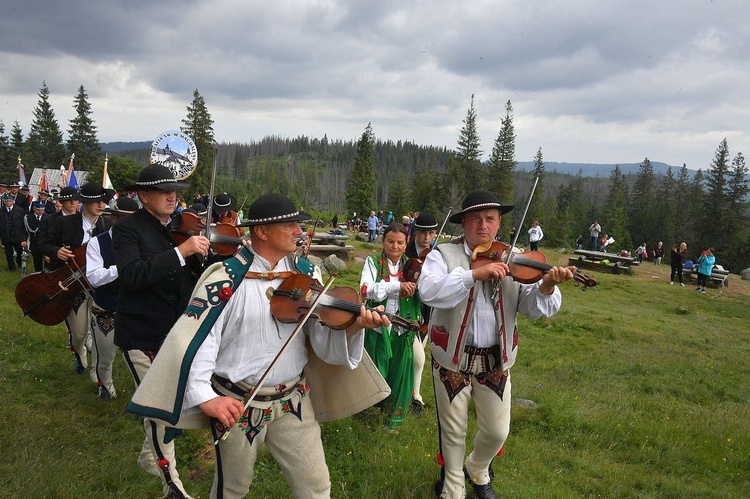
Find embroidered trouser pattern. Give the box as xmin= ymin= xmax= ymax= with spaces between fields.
xmin=209 ymin=386 xmax=330 ymax=499
xmin=122 ymin=348 xmax=187 ymax=496
xmin=90 ymin=301 xmax=117 ymax=395
xmin=432 ymin=349 xmax=511 ymax=499
xmin=67 ymin=293 xmax=91 ymax=371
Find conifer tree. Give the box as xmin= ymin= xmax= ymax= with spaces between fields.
xmin=10 ymin=121 xmax=24 ymax=160
xmin=527 ymin=147 xmax=546 ymax=224
xmin=702 ymin=138 xmax=731 ymax=249
xmin=0 ymin=121 xmax=13 ymax=182
xmin=66 ymin=85 xmax=101 ymax=171
xmin=455 ymin=94 xmax=483 ymax=194
xmin=627 ymin=157 xmax=656 ymax=247
xmin=387 ymin=172 xmax=411 ymax=218
xmin=724 ymin=152 xmax=749 ymax=270
xmin=346 ymin=123 xmax=376 ymax=218
xmin=181 ymin=89 xmax=215 ymax=199
xmin=604 ymin=165 xmax=630 ymax=250
xmin=25 ymin=81 xmax=66 ymax=170
xmin=488 ymin=100 xmax=517 ymax=237
xmin=654 ymin=167 xmax=678 ymax=247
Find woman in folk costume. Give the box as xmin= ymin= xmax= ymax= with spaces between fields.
xmin=360 ymin=222 xmax=423 ymax=430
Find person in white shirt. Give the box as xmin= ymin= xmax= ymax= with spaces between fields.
xmin=183 ymin=193 xmax=388 ymax=498
xmin=85 ymin=197 xmax=139 ymax=399
xmin=527 ymin=220 xmax=543 ymax=251
xmin=418 ymin=190 xmax=573 ymax=499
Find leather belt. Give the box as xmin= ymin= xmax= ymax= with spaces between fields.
xmin=211 ymin=373 xmax=303 ymax=402
xmin=245 ymin=270 xmax=296 ymax=280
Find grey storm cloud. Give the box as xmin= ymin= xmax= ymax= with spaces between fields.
xmin=0 ymin=0 xmax=748 ymax=168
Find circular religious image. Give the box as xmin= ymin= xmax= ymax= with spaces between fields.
xmin=149 ymin=130 xmax=199 ymax=180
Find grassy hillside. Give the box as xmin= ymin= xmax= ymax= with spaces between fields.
xmin=1 ymin=240 xmax=748 ymax=498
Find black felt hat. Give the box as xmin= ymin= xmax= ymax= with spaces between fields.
xmin=213 ymin=192 xmax=237 ymax=212
xmin=449 ymin=190 xmax=514 ymax=223
xmin=79 ymin=182 xmax=116 ymax=204
xmin=56 ymin=186 xmax=80 ymax=201
xmin=38 ymin=189 xmax=52 ymax=198
xmin=109 ymin=196 xmax=139 ymax=216
xmin=125 ymin=163 xmax=190 ymax=192
xmin=184 ymin=202 xmax=207 ymax=215
xmin=240 ymin=193 xmax=312 ymax=227
xmin=413 ymin=212 xmax=439 ymax=230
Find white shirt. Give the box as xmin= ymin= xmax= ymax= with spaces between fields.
xmin=183 ymin=250 xmax=365 ymax=410
xmin=85 ymin=228 xmax=118 ymax=288
xmin=418 ymin=241 xmax=561 ymax=348
xmin=359 ymin=255 xmax=402 ymax=334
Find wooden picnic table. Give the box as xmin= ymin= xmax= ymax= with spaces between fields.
xmin=570 ymin=249 xmax=637 ymax=275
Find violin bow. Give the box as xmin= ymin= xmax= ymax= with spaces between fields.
xmin=214 ymin=274 xmax=337 ymax=445
xmin=432 ymin=208 xmax=452 ymax=250
xmin=491 ymin=176 xmax=539 ymax=300
xmin=203 ymin=142 xmax=220 ymax=247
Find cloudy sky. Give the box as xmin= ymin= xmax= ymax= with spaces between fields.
xmin=0 ymin=0 xmax=747 ymax=170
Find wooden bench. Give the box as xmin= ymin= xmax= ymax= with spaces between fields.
xmin=682 ymin=267 xmax=730 ymax=288
xmin=569 ymin=256 xmax=632 ymax=275
xmin=573 ymin=249 xmax=638 ymax=266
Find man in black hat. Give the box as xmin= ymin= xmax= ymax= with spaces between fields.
xmin=404 ymin=212 xmax=439 ymax=415
xmin=23 ymin=201 xmax=49 ymax=271
xmin=172 ymin=192 xmax=388 ymax=498
xmin=113 ymin=163 xmax=209 ymax=498
xmin=44 ymin=182 xmax=115 ymax=378
xmin=211 ymin=191 xmax=237 ymax=224
xmin=10 ymin=183 xmax=29 ymax=212
xmin=418 ymin=190 xmax=574 ymax=499
xmin=85 ymin=196 xmax=140 ymax=400
xmin=0 ymin=193 xmax=27 ymax=271
xmin=37 ymin=189 xmax=56 ymax=215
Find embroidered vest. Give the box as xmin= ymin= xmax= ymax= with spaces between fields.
xmin=92 ymin=231 xmax=121 ymax=312
xmin=428 ymin=240 xmax=521 ymax=372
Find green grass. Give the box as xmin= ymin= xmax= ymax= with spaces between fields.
xmin=1 ymin=242 xmax=749 ymax=498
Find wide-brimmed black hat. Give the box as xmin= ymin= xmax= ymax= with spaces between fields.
xmin=239 ymin=193 xmax=312 ymax=227
xmin=20 ymin=185 xmax=29 ymax=192
xmin=107 ymin=196 xmax=139 ymax=216
xmin=449 ymin=190 xmax=514 ymax=223
xmin=413 ymin=212 xmax=439 ymax=230
xmin=10 ymin=183 xmax=20 ymax=189
xmin=79 ymin=182 xmax=116 ymax=204
xmin=38 ymin=189 xmax=52 ymax=198
xmin=56 ymin=186 xmax=80 ymax=201
xmin=183 ymin=202 xmax=207 ymax=215
xmin=125 ymin=163 xmax=189 ymax=192
xmin=213 ymin=192 xmax=237 ymax=212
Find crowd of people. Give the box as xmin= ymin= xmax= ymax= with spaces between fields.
xmin=8 ymin=168 xmax=579 ymax=498
xmin=15 ymin=171 xmax=723 ymax=497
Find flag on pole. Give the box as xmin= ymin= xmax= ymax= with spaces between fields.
xmin=67 ymin=153 xmax=75 ymax=179
xmin=102 ymin=154 xmax=118 ymax=199
xmin=68 ymin=167 xmax=79 ymax=190
xmin=17 ymin=156 xmax=27 ymax=186
xmin=59 ymin=165 xmax=67 ymax=189
xmin=40 ymin=169 xmax=49 ymax=193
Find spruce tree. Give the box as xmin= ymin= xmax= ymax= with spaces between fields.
xmin=181 ymin=89 xmax=215 ymax=200
xmin=66 ymin=85 xmax=101 ymax=172
xmin=654 ymin=167 xmax=678 ymax=248
xmin=455 ymin=94 xmax=483 ymax=194
xmin=10 ymin=121 xmax=24 ymax=160
xmin=488 ymin=100 xmax=517 ymax=237
xmin=527 ymin=147 xmax=546 ymax=224
xmin=725 ymin=152 xmax=749 ymax=270
xmin=0 ymin=121 xmax=13 ymax=183
xmin=346 ymin=123 xmax=376 ymax=218
xmin=627 ymin=157 xmax=656 ymax=247
xmin=604 ymin=165 xmax=630 ymax=250
xmin=702 ymin=138 xmax=731 ymax=250
xmin=25 ymin=81 xmax=66 ymax=170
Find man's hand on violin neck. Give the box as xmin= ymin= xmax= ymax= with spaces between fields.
xmin=346 ymin=304 xmax=391 ymax=336
xmin=178 ymin=234 xmax=210 ymax=259
xmin=539 ymin=265 xmax=575 ymax=295
xmin=472 ymin=261 xmax=509 ymax=282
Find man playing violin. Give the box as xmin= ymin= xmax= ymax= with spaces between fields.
xmin=177 ymin=193 xmax=388 ymax=498
xmin=404 ymin=212 xmax=439 ymax=415
xmin=418 ymin=190 xmax=574 ymax=499
xmin=113 ymin=164 xmax=209 ymax=499
xmin=43 ymin=183 xmax=114 ymax=378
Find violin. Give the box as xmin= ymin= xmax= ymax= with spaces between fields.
xmin=403 ymin=247 xmax=431 ymax=283
xmin=471 ymin=241 xmax=597 ymax=290
xmin=15 ymin=244 xmax=91 ymax=326
xmin=268 ymin=273 xmax=421 ymax=331
xmin=171 ymin=211 xmax=245 ymax=257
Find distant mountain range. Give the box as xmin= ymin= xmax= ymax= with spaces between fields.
xmin=516 ymin=161 xmax=689 ymax=177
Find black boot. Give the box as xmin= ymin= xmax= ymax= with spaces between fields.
xmin=464 ymin=466 xmax=497 ymax=499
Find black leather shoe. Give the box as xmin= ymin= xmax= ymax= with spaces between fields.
xmin=464 ymin=466 xmax=497 ymax=499
xmin=410 ymin=399 xmax=429 ymax=416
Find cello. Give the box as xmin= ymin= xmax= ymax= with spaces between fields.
xmin=15 ymin=244 xmax=92 ymax=326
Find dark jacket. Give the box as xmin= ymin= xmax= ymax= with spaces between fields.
xmin=43 ymin=211 xmax=112 ymax=271
xmin=24 ymin=212 xmax=49 ymax=250
xmin=112 ymin=209 xmax=196 ymax=351
xmin=0 ymin=206 xmax=27 ymax=245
